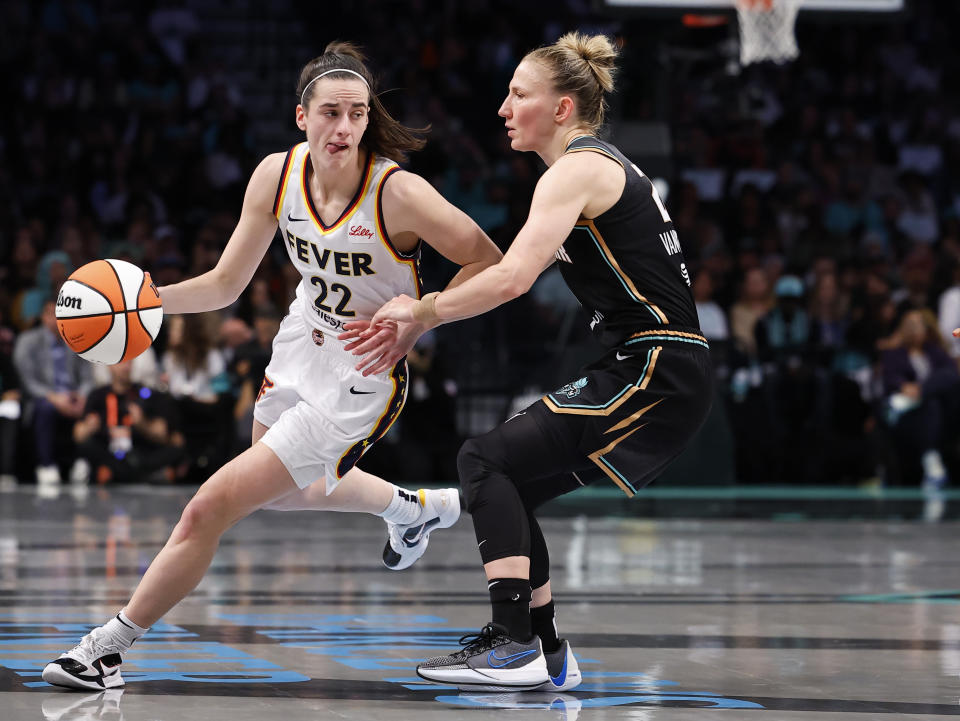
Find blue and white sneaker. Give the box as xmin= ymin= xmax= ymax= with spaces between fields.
xmin=382 ymin=487 xmax=460 ymax=570
xmin=417 ymin=622 xmax=549 ymax=690
xmin=42 ymin=627 xmax=125 ymax=690
xmin=534 ymin=639 xmax=581 ymax=691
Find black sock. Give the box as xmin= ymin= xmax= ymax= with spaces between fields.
xmin=530 ymin=600 xmax=560 ymax=653
xmin=488 ymin=578 xmax=532 ymax=641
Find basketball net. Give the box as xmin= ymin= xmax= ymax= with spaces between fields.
xmin=736 ymin=0 xmax=800 ymax=66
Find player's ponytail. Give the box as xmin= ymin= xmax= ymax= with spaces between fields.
xmin=296 ymin=41 xmax=427 ymax=164
xmin=525 ymin=32 xmax=619 ymax=133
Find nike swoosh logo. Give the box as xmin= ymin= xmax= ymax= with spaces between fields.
xmin=288 ymin=213 xmax=309 ymax=222
xmin=616 ymin=352 xmax=632 ymax=361
xmin=349 ymin=387 xmax=376 ymax=395
xmin=549 ymin=651 xmax=568 ymax=686
xmin=487 ymin=648 xmax=537 ymax=668
xmin=400 ymin=517 xmax=440 ymax=547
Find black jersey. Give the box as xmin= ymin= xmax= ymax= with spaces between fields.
xmin=555 ymin=136 xmax=701 ymax=348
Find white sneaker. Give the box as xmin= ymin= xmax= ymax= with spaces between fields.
xmin=42 ymin=627 xmax=126 ymax=690
xmin=36 ymin=465 xmax=62 ymax=486
xmin=533 ymin=639 xmax=581 ymax=691
xmin=382 ymin=487 xmax=461 ymax=570
xmin=69 ymin=458 xmax=91 ymax=485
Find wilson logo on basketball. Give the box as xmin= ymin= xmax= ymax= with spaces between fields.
xmin=348 ymin=225 xmax=374 ymax=239
xmin=56 ymin=291 xmax=82 ymax=310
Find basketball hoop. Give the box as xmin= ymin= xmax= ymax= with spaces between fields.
xmin=736 ymin=0 xmax=800 ymax=66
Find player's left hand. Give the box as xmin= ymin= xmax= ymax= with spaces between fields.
xmin=370 ymin=294 xmax=419 ymax=325
xmin=339 ymin=318 xmax=423 ymax=376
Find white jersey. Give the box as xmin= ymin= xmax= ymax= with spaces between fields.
xmin=273 ymin=142 xmax=422 ymax=334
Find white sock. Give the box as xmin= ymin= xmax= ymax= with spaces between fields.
xmin=377 ymin=486 xmax=423 ymax=525
xmin=922 ymin=450 xmax=946 ymax=481
xmin=102 ymin=610 xmax=149 ymax=650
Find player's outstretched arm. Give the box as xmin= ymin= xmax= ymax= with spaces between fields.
xmin=341 ymin=170 xmax=503 ymax=374
xmin=370 ymin=154 xmax=596 ymax=328
xmin=157 ymin=153 xmax=285 ymax=314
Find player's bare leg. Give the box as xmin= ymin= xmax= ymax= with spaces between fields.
xmin=43 ymin=442 xmax=298 ymax=689
xmin=253 ymin=420 xmax=461 ymax=568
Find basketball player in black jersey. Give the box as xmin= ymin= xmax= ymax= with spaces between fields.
xmin=348 ymin=32 xmax=713 ymax=691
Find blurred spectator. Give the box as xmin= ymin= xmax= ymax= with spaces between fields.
xmin=12 ymin=299 xmax=93 ymax=485
xmin=19 ymin=250 xmax=72 ymax=330
xmin=880 ymin=309 xmax=960 ymax=518
xmin=937 ymin=257 xmax=960 ymax=357
xmin=161 ymin=312 xmax=230 ymax=478
xmin=0 ymin=338 xmax=20 ymax=487
xmin=755 ymin=275 xmax=810 ymax=365
xmin=693 ymin=269 xmax=729 ymax=343
xmin=91 ymin=346 xmax=161 ymax=390
xmin=230 ymin=306 xmax=280 ymax=448
xmin=73 ymin=360 xmax=184 ymax=484
xmin=808 ymin=271 xmax=848 ymax=367
xmin=393 ymin=331 xmax=460 ymax=483
xmin=729 ymin=267 xmax=773 ymax=357
xmin=162 ymin=313 xmax=227 ymax=403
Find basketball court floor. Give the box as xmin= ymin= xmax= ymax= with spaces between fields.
xmin=1 ymin=483 xmax=958 ymax=720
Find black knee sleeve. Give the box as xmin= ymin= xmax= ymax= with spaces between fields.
xmin=456 ymin=436 xmax=489 ymax=515
xmin=457 ymin=434 xmax=530 ymax=564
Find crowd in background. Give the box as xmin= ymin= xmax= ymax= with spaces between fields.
xmin=0 ymin=0 xmax=958 ymax=500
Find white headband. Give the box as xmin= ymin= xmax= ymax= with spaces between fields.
xmin=300 ymin=68 xmax=370 ymax=106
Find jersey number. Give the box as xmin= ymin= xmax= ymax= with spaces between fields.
xmin=310 ymin=276 xmax=355 ymax=317
xmin=630 ymin=163 xmax=671 ymax=223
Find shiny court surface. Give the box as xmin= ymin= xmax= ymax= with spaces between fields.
xmin=1 ymin=484 xmax=959 ymax=720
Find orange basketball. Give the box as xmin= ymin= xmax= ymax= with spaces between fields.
xmin=55 ymin=259 xmax=164 ymax=365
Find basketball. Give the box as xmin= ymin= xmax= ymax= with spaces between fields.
xmin=55 ymin=258 xmax=164 ymax=365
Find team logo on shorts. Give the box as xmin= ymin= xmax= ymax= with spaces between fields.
xmin=556 ymin=377 xmax=588 ymax=398
xmin=312 ymin=328 xmax=325 ymax=346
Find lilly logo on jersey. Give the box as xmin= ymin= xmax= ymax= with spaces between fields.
xmin=56 ymin=291 xmax=82 ymax=310
xmin=348 ymin=224 xmax=374 ymax=239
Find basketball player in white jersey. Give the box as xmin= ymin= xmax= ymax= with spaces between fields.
xmin=42 ymin=41 xmax=502 ymax=691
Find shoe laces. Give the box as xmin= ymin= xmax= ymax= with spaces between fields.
xmin=70 ymin=628 xmax=121 ymax=661
xmin=455 ymin=623 xmax=509 ymax=658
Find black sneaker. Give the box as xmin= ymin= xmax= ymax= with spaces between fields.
xmin=416 ymin=622 xmax=548 ymax=691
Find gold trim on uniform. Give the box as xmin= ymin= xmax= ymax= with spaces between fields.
xmin=273 ymin=145 xmax=300 ymax=220
xmin=588 ymin=425 xmax=646 ymax=497
xmin=301 ymin=149 xmax=376 ymax=234
xmin=335 ymin=361 xmax=408 ymax=478
xmin=604 ymin=397 xmax=663 ymax=435
xmin=576 ymin=218 xmax=669 ymax=324
xmin=627 ymin=329 xmax=707 ymax=345
xmin=374 ymin=165 xmax=422 ymax=298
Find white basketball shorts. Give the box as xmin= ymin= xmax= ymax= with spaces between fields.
xmin=254 ymin=310 xmax=407 ymax=493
